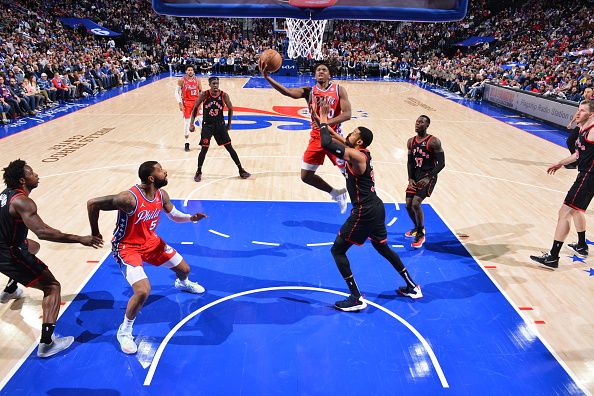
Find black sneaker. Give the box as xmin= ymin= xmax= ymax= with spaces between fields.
xmin=530 ymin=252 xmax=559 ymax=269
xmin=193 ymin=171 xmax=202 ymax=182
xmin=239 ymin=168 xmax=251 ymax=179
xmin=334 ymin=295 xmax=367 ymax=312
xmin=568 ymin=243 xmax=589 ymax=257
xmin=397 ymin=285 xmax=423 ymax=299
xmin=184 ymin=143 xmax=190 ymax=152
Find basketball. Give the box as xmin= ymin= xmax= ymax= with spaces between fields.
xmin=259 ymin=49 xmax=283 ymax=73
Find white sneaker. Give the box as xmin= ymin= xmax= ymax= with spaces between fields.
xmin=1 ymin=287 xmax=23 ymax=303
xmin=117 ymin=325 xmax=138 ymax=354
xmin=37 ymin=335 xmax=74 ymax=358
xmin=332 ymin=188 xmax=348 ymax=214
xmin=175 ymin=278 xmax=205 ymax=294
xmin=398 ymin=285 xmax=423 ymax=299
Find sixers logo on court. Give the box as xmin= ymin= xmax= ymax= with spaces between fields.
xmin=194 ymin=106 xmax=368 ymax=131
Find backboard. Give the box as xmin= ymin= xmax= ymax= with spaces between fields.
xmin=152 ymin=0 xmax=469 ymax=21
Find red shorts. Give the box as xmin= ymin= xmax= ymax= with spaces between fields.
xmin=303 ymin=135 xmax=341 ymax=167
xmin=183 ymin=103 xmax=195 ymax=119
xmin=113 ymin=238 xmax=178 ymax=267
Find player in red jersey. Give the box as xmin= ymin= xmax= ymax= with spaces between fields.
xmin=87 ymin=161 xmax=207 ymax=354
xmin=260 ymin=61 xmax=352 ymax=213
xmin=176 ymin=66 xmax=203 ymax=152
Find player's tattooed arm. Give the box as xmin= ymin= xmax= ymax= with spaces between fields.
xmin=87 ymin=191 xmax=136 ymax=237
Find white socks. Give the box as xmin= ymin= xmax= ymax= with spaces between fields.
xmin=120 ymin=314 xmax=135 ymax=334
xmin=330 ymin=188 xmax=344 ymax=198
xmin=184 ymin=118 xmax=192 ymax=143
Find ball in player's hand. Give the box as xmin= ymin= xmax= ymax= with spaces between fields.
xmin=259 ymin=49 xmax=283 ymax=73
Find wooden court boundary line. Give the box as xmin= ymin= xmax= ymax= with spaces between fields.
xmin=143 ymin=286 xmax=450 ymax=388
xmin=430 ymin=204 xmax=590 ymax=395
xmin=0 ymin=250 xmax=112 ymax=393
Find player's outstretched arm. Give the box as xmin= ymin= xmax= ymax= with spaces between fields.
xmin=189 ymin=91 xmax=207 ymax=132
xmin=259 ymin=62 xmax=309 ymax=99
xmin=548 ymin=152 xmax=579 ymax=174
xmin=161 ymin=190 xmax=207 ymax=223
xmin=319 ymin=101 xmax=366 ymax=175
xmin=12 ymin=196 xmax=103 ymax=248
xmin=87 ymin=191 xmax=136 ymax=238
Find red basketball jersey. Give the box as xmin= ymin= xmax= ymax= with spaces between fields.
xmin=309 ymin=82 xmax=342 ymax=137
xmin=182 ymin=77 xmax=201 ymax=105
xmin=112 ymin=185 xmax=163 ymax=249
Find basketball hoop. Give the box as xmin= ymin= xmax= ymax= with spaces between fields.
xmin=286 ymin=18 xmax=327 ymax=60
xmin=285 ymin=0 xmax=335 ymax=60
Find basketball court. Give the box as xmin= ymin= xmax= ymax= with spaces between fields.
xmin=1 ymin=0 xmax=593 ymax=394
xmin=0 ymin=74 xmax=592 ymax=395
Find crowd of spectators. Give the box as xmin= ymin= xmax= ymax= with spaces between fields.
xmin=1 ymin=0 xmax=593 ymax=124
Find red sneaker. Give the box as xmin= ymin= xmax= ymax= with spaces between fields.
xmin=411 ymin=234 xmax=425 ymax=249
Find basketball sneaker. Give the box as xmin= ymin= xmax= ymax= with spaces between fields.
xmin=334 ymin=295 xmax=367 ymax=312
xmin=332 ymin=188 xmax=348 ymax=214
xmin=175 ymin=278 xmax=206 ymax=294
xmin=0 ymin=287 xmax=23 ymax=304
xmin=397 ymin=285 xmax=423 ymax=299
xmin=116 ymin=325 xmax=138 ymax=354
xmin=405 ymin=228 xmax=424 ymax=238
xmin=529 ymin=252 xmax=559 ymax=269
xmin=411 ymin=233 xmax=425 ymax=248
xmin=568 ymin=243 xmax=589 ymax=257
xmin=37 ymin=335 xmax=75 ymax=358
xmin=239 ymin=168 xmax=251 ymax=179
xmin=184 ymin=143 xmax=190 ymax=152
xmin=194 ymin=171 xmax=202 ymax=182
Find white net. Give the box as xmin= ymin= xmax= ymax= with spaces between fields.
xmin=286 ymin=18 xmax=327 ymax=60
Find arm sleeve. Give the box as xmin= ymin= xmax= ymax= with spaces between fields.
xmin=320 ymin=123 xmax=345 ymax=159
xmin=428 ymin=151 xmax=445 ymax=177
xmin=175 ymin=85 xmax=182 ymax=103
xmin=407 ymin=154 xmax=415 ymax=179
xmin=165 ymin=205 xmax=193 ymax=223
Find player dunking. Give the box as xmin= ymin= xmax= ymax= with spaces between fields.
xmin=405 ymin=115 xmax=445 ymax=248
xmin=0 ymin=160 xmax=102 ymax=357
xmin=260 ymin=61 xmax=351 ymax=213
xmin=189 ymin=77 xmax=250 ymax=182
xmin=531 ymin=100 xmax=594 ymax=269
xmin=87 ymin=161 xmax=207 ymax=354
xmin=175 ymin=66 xmax=202 ymax=152
xmin=317 ymin=101 xmax=422 ymax=311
